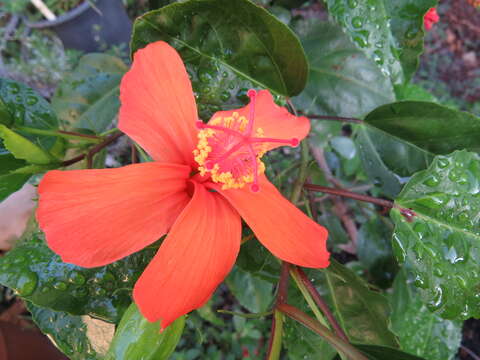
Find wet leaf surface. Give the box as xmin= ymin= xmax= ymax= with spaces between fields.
xmin=131 ymin=0 xmax=308 ymax=119
xmin=0 ymin=230 xmax=158 ymax=323
xmin=392 ymin=150 xmax=480 ymax=319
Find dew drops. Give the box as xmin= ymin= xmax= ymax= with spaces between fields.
xmin=68 ymin=272 xmax=86 ymax=285
xmin=347 ymin=0 xmax=358 ymax=8
xmin=53 ymin=281 xmax=68 ymax=291
xmin=8 ymin=83 xmax=20 ymax=94
xmin=373 ymin=50 xmax=384 ymax=65
xmin=424 ymin=175 xmax=439 ymax=187
xmin=414 ymin=275 xmax=427 ymax=289
xmin=16 ymin=271 xmax=38 ymax=296
xmin=353 ymin=35 xmax=368 ymax=48
xmin=26 ymin=95 xmax=38 ymax=105
xmin=220 ymin=91 xmax=230 ymax=102
xmin=448 ymin=168 xmax=463 ymax=182
xmin=351 ymin=16 xmax=363 ymax=29
xmin=392 ymin=233 xmax=406 ymax=263
xmin=437 ymin=158 xmax=449 ymax=168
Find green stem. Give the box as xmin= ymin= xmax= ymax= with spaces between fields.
xmin=290 ymin=140 xmax=309 ymax=203
xmin=16 ymin=126 xmax=102 ymax=143
xmin=278 ymin=304 xmax=369 ymax=360
xmin=266 ymin=310 xmax=284 ymax=360
xmin=293 ymin=266 xmax=349 ymax=342
xmin=290 ymin=267 xmax=330 ymax=328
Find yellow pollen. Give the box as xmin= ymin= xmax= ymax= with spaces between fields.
xmin=193 ymin=115 xmax=266 ymax=190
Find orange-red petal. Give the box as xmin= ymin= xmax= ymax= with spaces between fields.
xmin=133 ymin=181 xmax=241 ymax=329
xmin=209 ymin=90 xmax=310 ymax=152
xmin=37 ymin=163 xmax=190 ymax=267
xmin=119 ymin=41 xmax=198 ymax=167
xmin=213 ymin=176 xmax=330 ymax=268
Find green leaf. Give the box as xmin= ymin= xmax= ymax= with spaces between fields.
xmin=0 ymin=173 xmax=30 ymax=202
xmin=0 ymin=97 xmax=12 ymax=126
xmin=52 ymin=54 xmax=127 ymax=133
xmin=105 ymin=303 xmax=185 ymax=360
xmin=0 ymin=78 xmax=59 ymax=151
xmin=0 ymin=230 xmax=157 ymax=323
xmin=294 ymin=21 xmax=395 ymax=119
xmin=27 ymin=302 xmax=99 ymax=360
xmin=389 ymin=270 xmax=462 ymax=360
xmin=365 ymin=101 xmax=480 ymax=155
xmin=323 ymin=260 xmax=398 ymax=346
xmin=0 ymin=124 xmax=54 ymax=164
xmin=357 ymin=216 xmax=397 ymax=288
xmin=236 ymin=237 xmax=280 ymax=284
xmin=325 ymin=0 xmax=436 ymax=82
xmin=386 ymin=0 xmax=437 ymax=80
xmin=131 ymin=0 xmax=308 ymax=117
xmin=283 ymin=317 xmax=337 ymax=360
xmin=355 ymin=125 xmax=432 ymax=197
xmin=391 ymin=150 xmax=480 ymax=319
xmin=225 ymin=266 xmax=274 ymax=313
xmin=394 ymin=83 xmax=438 ymax=102
xmin=334 ymin=344 xmax=427 ymax=360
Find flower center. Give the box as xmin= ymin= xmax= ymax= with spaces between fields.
xmin=193 ymin=89 xmax=299 ymax=192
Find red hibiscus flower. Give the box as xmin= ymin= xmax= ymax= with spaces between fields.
xmin=424 ymin=7 xmax=439 ymax=31
xmin=37 ymin=41 xmax=330 ymax=329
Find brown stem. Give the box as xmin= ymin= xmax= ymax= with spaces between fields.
xmin=265 ymin=262 xmax=290 ymax=359
xmin=276 ymin=262 xmax=290 ymax=306
xmin=304 ymin=114 xmax=363 ymax=124
xmin=304 ymin=183 xmax=416 ymax=221
xmin=131 ymin=142 xmax=138 ymax=163
xmin=62 ymin=132 xmax=123 ymax=167
xmin=294 ymin=267 xmax=349 ymax=342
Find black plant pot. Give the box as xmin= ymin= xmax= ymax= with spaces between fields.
xmin=27 ymin=0 xmax=132 ymax=52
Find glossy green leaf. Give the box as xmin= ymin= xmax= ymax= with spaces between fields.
xmin=391 ymin=150 xmax=480 ymax=319
xmin=52 ymin=54 xmax=127 ymax=133
xmin=0 ymin=78 xmax=59 ymax=151
xmin=131 ymin=0 xmax=308 ymax=118
xmin=105 ymin=303 xmax=185 ymax=360
xmin=355 ymin=125 xmax=432 ymax=197
xmin=365 ymin=101 xmax=480 ymax=155
xmin=323 ymin=260 xmax=398 ymax=346
xmin=0 ymin=230 xmax=157 ymax=323
xmin=0 ymin=149 xmax=31 ymax=202
xmin=386 ymin=0 xmax=437 ymax=80
xmin=0 ymin=125 xmax=54 ymax=164
xmin=225 ymin=266 xmax=274 ymax=313
xmin=294 ymin=21 xmax=394 ymax=119
xmin=334 ymin=344 xmax=426 ymax=360
xmin=325 ymin=0 xmax=436 ymax=82
xmin=389 ymin=270 xmax=462 ymax=360
xmin=27 ymin=302 xmax=99 ymax=360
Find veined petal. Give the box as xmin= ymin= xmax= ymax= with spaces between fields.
xmin=119 ymin=41 xmax=198 ymax=167
xmin=213 ymin=176 xmax=330 ymax=268
xmin=208 ymin=90 xmax=310 ymax=152
xmin=133 ymin=181 xmax=241 ymax=329
xmin=37 ymin=163 xmax=191 ymax=267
